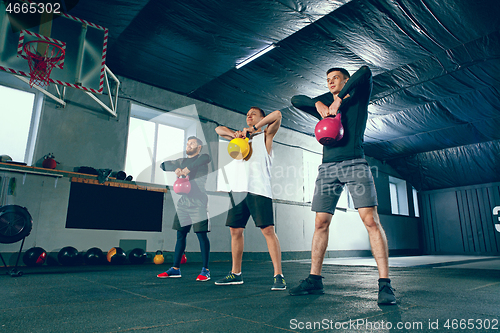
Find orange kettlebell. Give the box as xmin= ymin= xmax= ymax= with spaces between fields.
xmin=154 ymin=250 xmax=164 ymax=265
xmin=228 ymin=135 xmax=250 ymax=160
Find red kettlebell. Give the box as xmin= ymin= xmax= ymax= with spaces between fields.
xmin=173 ymin=176 xmax=191 ymax=194
xmin=42 ymin=153 xmax=58 ymax=169
xmin=315 ymin=113 xmax=344 ymax=146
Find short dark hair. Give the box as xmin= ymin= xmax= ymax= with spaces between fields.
xmin=250 ymin=106 xmax=266 ymax=118
xmin=326 ymin=67 xmax=350 ymax=79
xmin=187 ymin=136 xmax=203 ymax=146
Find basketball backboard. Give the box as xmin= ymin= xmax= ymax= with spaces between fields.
xmin=0 ymin=0 xmax=108 ymax=94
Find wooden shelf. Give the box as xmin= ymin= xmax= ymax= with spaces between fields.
xmin=0 ymin=162 xmax=168 ymax=193
xmin=70 ymin=177 xmax=168 ymax=192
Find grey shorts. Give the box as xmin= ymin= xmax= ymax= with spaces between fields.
xmin=172 ymin=196 xmax=210 ymax=233
xmin=312 ymin=158 xmax=378 ymax=215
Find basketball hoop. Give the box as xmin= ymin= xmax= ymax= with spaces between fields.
xmin=23 ymin=40 xmax=65 ymax=88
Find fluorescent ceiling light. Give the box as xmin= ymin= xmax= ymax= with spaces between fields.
xmin=236 ymin=44 xmax=276 ymax=69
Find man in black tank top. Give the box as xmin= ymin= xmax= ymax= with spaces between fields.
xmin=289 ymin=66 xmax=396 ymax=305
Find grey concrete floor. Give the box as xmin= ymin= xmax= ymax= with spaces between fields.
xmin=1 ymin=256 xmax=499 ymax=333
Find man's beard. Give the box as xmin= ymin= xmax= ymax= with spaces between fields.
xmin=186 ymin=149 xmax=197 ymax=156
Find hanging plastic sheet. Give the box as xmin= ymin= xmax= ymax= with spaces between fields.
xmin=59 ymin=0 xmax=500 ymax=190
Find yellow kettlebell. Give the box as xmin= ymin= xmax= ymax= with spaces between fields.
xmin=154 ymin=250 xmax=164 ymax=265
xmin=228 ymin=136 xmax=250 ymax=160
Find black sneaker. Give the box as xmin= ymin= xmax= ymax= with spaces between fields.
xmin=271 ymin=274 xmax=286 ymax=290
xmin=378 ymin=280 xmax=396 ymax=305
xmin=289 ymin=277 xmax=324 ymax=295
xmin=215 ymin=272 xmax=243 ymax=285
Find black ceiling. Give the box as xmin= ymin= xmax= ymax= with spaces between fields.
xmin=69 ymin=0 xmax=500 ymax=191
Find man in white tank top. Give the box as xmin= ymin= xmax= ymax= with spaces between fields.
xmin=215 ymin=107 xmax=286 ymax=290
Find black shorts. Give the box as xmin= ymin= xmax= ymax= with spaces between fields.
xmin=225 ymin=192 xmax=274 ymax=228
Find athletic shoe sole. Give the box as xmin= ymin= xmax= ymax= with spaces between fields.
xmin=271 ymin=286 xmax=287 ymax=290
xmin=214 ymin=281 xmax=244 ymax=285
xmin=157 ymin=275 xmax=182 ymax=278
xmin=196 ymin=277 xmax=211 ymax=281
xmin=289 ymin=289 xmax=324 ymax=296
xmin=378 ymin=299 xmax=397 ymax=305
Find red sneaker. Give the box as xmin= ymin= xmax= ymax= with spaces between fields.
xmin=196 ymin=267 xmax=210 ymax=281
xmin=157 ymin=267 xmax=181 ymax=278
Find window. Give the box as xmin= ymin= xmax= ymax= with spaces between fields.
xmin=346 ymin=190 xmax=355 ymax=209
xmin=0 ymin=85 xmax=39 ymax=164
xmin=412 ymin=187 xmax=419 ymax=217
xmin=389 ymin=176 xmax=409 ymax=216
xmin=389 ymin=182 xmax=399 ymax=214
xmin=303 ymin=150 xmax=355 ymax=209
xmin=125 ymin=104 xmax=197 ymax=185
xmin=217 ymin=138 xmax=232 ymax=192
xmin=302 ymin=150 xmax=322 ymax=202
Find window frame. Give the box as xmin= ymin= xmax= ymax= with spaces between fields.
xmin=0 ymin=80 xmax=44 ymax=165
xmin=389 ymin=176 xmax=409 ymax=216
xmin=412 ymin=187 xmax=420 ymax=217
xmin=126 ymin=103 xmax=197 ymax=185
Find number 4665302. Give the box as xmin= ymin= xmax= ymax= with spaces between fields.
xmin=6 ymin=2 xmax=61 ymax=14
xmin=444 ymin=319 xmax=498 ymax=330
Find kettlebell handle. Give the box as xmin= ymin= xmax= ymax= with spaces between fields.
xmin=325 ymin=112 xmax=341 ymax=119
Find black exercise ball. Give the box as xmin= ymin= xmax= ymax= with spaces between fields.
xmin=57 ymin=246 xmax=82 ymax=266
xmin=128 ymin=248 xmax=147 ymax=264
xmin=84 ymin=247 xmax=105 ymax=265
xmin=107 ymin=247 xmax=127 ymax=264
xmin=23 ymin=247 xmax=47 ymax=266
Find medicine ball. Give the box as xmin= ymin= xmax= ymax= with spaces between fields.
xmin=23 ymin=247 xmax=47 ymax=266
xmin=84 ymin=247 xmax=105 ymax=265
xmin=128 ymin=248 xmax=147 ymax=265
xmin=107 ymin=247 xmax=127 ymax=264
xmin=57 ymin=246 xmax=82 ymax=266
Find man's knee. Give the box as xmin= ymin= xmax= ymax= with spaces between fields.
xmin=315 ymin=213 xmax=332 ymax=231
xmin=260 ymin=225 xmax=275 ymax=236
xmin=359 ymin=207 xmax=380 ymax=229
xmin=230 ymin=227 xmax=244 ymax=237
